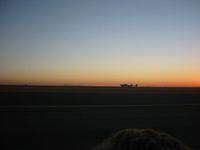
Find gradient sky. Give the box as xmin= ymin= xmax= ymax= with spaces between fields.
xmin=0 ymin=0 xmax=200 ymax=86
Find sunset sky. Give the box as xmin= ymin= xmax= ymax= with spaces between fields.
xmin=0 ymin=0 xmax=200 ymax=86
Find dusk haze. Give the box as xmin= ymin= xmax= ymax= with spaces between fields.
xmin=1 ymin=0 xmax=200 ymax=86
xmin=1 ymin=1 xmax=200 ymax=150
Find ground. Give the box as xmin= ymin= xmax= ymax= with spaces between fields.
xmin=1 ymin=86 xmax=200 ymax=150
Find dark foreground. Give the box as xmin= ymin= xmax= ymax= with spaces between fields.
xmin=1 ymin=86 xmax=200 ymax=150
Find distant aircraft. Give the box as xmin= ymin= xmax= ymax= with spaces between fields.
xmin=120 ymin=84 xmax=138 ymax=88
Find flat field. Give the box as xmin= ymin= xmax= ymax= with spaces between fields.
xmin=0 ymin=86 xmax=200 ymax=150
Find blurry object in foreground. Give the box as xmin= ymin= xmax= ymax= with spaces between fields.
xmin=94 ymin=128 xmax=193 ymax=150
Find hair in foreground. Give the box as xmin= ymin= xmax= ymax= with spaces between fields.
xmin=94 ymin=129 xmax=192 ymax=150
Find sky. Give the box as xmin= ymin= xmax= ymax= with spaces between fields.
xmin=0 ymin=0 xmax=200 ymax=86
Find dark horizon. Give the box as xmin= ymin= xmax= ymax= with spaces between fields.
xmin=0 ymin=83 xmax=200 ymax=88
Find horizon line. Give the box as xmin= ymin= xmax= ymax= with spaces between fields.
xmin=0 ymin=84 xmax=200 ymax=88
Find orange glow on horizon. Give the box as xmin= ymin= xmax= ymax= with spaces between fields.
xmin=0 ymin=77 xmax=199 ymax=87
xmin=0 ymin=66 xmax=199 ymax=87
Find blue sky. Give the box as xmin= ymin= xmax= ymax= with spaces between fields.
xmin=0 ymin=0 xmax=200 ymax=86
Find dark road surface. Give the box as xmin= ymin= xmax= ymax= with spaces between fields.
xmin=1 ymin=86 xmax=200 ymax=150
